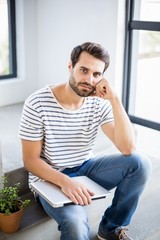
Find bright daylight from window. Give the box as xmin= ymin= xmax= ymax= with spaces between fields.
xmin=0 ymin=0 xmax=9 ymax=77
xmin=129 ymin=0 xmax=160 ymax=123
xmin=135 ymin=0 xmax=160 ymax=21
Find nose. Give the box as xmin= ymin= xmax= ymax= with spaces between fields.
xmin=85 ymin=73 xmax=95 ymax=86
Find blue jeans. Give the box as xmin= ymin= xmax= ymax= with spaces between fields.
xmin=38 ymin=153 xmax=152 ymax=240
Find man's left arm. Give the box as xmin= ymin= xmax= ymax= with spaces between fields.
xmin=95 ymin=78 xmax=136 ymax=155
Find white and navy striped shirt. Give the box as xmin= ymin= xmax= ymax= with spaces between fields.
xmin=19 ymin=85 xmax=114 ymax=184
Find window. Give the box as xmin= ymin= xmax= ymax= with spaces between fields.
xmin=0 ymin=0 xmax=17 ymax=80
xmin=123 ymin=0 xmax=160 ymax=131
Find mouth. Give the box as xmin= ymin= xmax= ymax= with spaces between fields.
xmin=79 ymin=83 xmax=95 ymax=91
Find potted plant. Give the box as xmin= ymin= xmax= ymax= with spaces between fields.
xmin=0 ymin=176 xmax=30 ymax=234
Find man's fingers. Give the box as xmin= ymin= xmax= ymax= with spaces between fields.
xmin=68 ymin=187 xmax=94 ymax=206
xmin=61 ymin=179 xmax=95 ymax=206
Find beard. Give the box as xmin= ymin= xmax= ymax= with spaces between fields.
xmin=69 ymin=75 xmax=95 ymax=97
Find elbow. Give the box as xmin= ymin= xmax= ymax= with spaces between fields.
xmin=120 ymin=142 xmax=136 ymax=156
xmin=24 ymin=163 xmax=29 ymax=172
xmin=23 ymin=157 xmax=31 ymax=172
xmin=122 ymin=149 xmax=135 ymax=156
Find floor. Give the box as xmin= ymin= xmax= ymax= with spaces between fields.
xmin=0 ymin=103 xmax=160 ymax=240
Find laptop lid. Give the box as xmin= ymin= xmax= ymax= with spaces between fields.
xmin=30 ymin=176 xmax=110 ymax=208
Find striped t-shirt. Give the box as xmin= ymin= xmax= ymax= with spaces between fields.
xmin=19 ymin=85 xmax=114 ymax=184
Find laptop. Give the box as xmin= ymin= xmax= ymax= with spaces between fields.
xmin=30 ymin=176 xmax=110 ymax=208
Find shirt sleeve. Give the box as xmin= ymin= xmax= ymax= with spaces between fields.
xmin=19 ymin=99 xmax=44 ymax=141
xmin=99 ymin=99 xmax=114 ymax=125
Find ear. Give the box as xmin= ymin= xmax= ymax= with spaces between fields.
xmin=68 ymin=61 xmax=73 ymax=72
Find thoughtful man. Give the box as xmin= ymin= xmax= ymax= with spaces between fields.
xmin=19 ymin=42 xmax=151 ymax=240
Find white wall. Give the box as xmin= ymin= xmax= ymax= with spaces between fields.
xmin=36 ymin=0 xmax=121 ymax=88
xmin=0 ymin=0 xmax=125 ymax=107
xmin=0 ymin=0 xmax=38 ymax=107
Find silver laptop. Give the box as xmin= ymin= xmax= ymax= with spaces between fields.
xmin=30 ymin=176 xmax=110 ymax=208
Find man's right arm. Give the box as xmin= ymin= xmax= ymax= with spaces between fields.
xmin=21 ymin=139 xmax=94 ymax=205
xmin=21 ymin=139 xmax=69 ymax=186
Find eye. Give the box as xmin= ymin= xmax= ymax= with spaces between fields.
xmin=80 ymin=68 xmax=88 ymax=73
xmin=93 ymin=72 xmax=102 ymax=78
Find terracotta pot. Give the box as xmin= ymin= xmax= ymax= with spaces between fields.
xmin=0 ymin=208 xmax=24 ymax=233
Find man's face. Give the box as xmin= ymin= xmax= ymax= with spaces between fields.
xmin=69 ymin=52 xmax=105 ymax=97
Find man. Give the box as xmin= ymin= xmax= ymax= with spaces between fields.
xmin=19 ymin=42 xmax=151 ymax=240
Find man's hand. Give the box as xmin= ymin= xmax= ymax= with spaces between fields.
xmin=61 ymin=178 xmax=95 ymax=206
xmin=93 ymin=78 xmax=117 ymax=100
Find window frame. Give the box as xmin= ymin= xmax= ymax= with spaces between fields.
xmin=0 ymin=0 xmax=17 ymax=80
xmin=123 ymin=0 xmax=160 ymax=131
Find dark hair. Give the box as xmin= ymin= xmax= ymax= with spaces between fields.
xmin=70 ymin=42 xmax=110 ymax=72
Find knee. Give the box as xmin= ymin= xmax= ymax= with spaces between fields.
xmin=59 ymin=215 xmax=89 ymax=239
xmin=129 ymin=152 xmax=152 ymax=182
